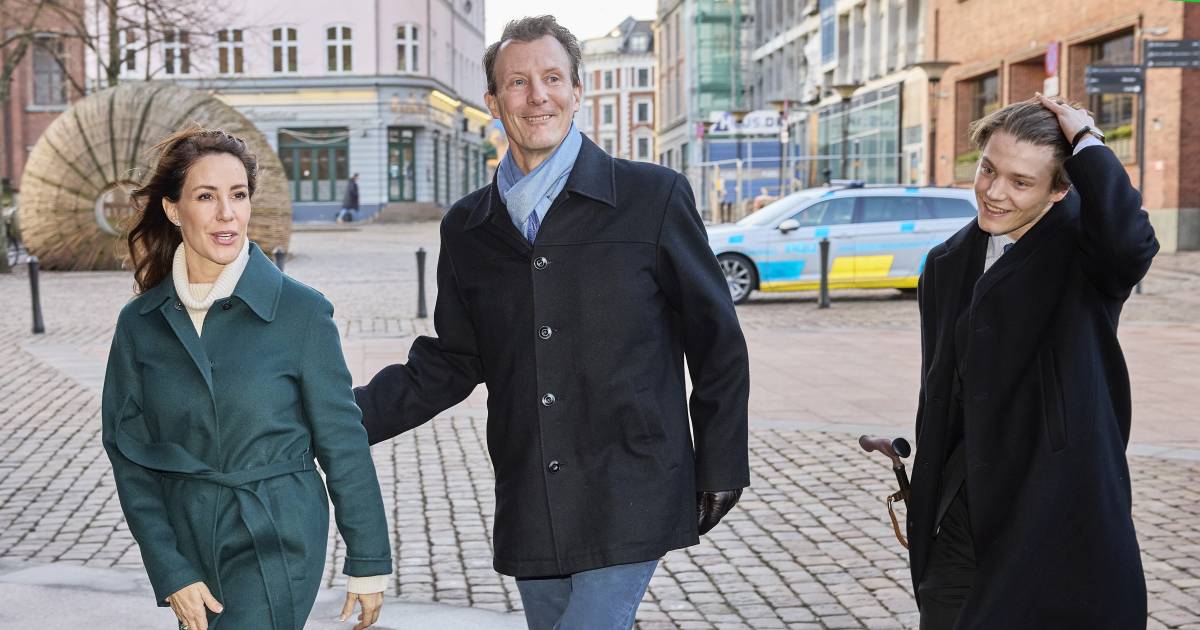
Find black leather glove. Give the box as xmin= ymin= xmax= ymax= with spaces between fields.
xmin=697 ymin=489 xmax=743 ymax=535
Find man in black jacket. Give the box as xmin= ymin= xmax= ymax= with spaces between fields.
xmin=909 ymin=94 xmax=1157 ymax=629
xmin=337 ymin=173 xmax=359 ymax=223
xmin=353 ymin=16 xmax=750 ymax=629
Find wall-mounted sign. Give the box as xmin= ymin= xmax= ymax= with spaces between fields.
xmin=1084 ymin=65 xmax=1144 ymax=94
xmin=708 ymin=110 xmax=783 ymax=135
xmin=1145 ymin=40 xmax=1200 ymax=68
xmin=1045 ymin=41 xmax=1059 ymax=77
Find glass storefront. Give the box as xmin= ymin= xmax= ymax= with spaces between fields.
xmin=278 ymin=128 xmax=350 ymax=202
xmin=817 ymin=84 xmax=900 ymax=184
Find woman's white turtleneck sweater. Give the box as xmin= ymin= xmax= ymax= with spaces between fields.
xmin=170 ymin=239 xmax=388 ymax=595
xmin=172 ymin=238 xmax=251 ymax=335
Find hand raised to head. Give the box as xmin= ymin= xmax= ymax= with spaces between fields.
xmin=1036 ymin=93 xmax=1097 ymax=142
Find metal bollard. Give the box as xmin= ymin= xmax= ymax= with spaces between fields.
xmin=818 ymin=238 xmax=831 ymax=309
xmin=29 ymin=256 xmax=45 ymax=334
xmin=273 ymin=247 xmax=285 ymax=272
xmin=0 ymin=217 xmax=10 ymax=274
xmin=415 ymin=248 xmax=429 ymax=319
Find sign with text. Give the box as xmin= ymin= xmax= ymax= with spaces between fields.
xmin=1085 ymin=65 xmax=1144 ymax=94
xmin=1145 ymin=40 xmax=1200 ymax=68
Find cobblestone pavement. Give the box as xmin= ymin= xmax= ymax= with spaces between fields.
xmin=2 ymin=223 xmax=1200 ymax=628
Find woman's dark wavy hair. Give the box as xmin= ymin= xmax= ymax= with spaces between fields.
xmin=127 ymin=126 xmax=257 ymax=293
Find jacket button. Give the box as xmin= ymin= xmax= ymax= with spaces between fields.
xmin=547 ymin=460 xmax=560 ymax=473
xmin=221 ymin=301 xmax=232 ymax=311
xmin=533 ymin=256 xmax=549 ymax=270
xmin=538 ymin=325 xmax=553 ymax=340
xmin=174 ymin=302 xmax=183 ymax=310
xmin=541 ymin=393 xmax=556 ymax=407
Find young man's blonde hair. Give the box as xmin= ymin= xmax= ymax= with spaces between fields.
xmin=968 ymin=96 xmax=1079 ymax=191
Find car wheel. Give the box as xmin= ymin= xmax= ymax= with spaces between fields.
xmin=718 ymin=254 xmax=756 ymax=305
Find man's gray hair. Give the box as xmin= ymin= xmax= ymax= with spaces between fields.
xmin=483 ymin=15 xmax=582 ymax=95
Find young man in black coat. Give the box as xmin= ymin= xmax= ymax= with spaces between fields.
xmin=909 ymin=94 xmax=1157 ymax=629
xmin=353 ymin=16 xmax=750 ymax=629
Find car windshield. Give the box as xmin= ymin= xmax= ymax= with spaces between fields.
xmin=735 ymin=189 xmax=831 ymax=227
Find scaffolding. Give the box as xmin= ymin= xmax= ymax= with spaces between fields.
xmin=693 ymin=0 xmax=744 ymax=115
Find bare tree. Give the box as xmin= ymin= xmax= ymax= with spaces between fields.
xmin=0 ymin=0 xmax=50 ymax=108
xmin=16 ymin=0 xmax=234 ymax=96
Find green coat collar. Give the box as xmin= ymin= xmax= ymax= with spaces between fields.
xmin=137 ymin=242 xmax=282 ymax=322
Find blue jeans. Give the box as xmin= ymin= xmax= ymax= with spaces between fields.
xmin=516 ymin=559 xmax=659 ymax=630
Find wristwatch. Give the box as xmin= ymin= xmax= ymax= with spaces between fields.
xmin=1071 ymin=125 xmax=1106 ymax=149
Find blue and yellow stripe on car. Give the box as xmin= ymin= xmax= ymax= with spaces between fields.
xmin=759 ymin=254 xmax=919 ymax=291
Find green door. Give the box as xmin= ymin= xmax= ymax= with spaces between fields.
xmin=387 ymin=128 xmax=417 ymax=202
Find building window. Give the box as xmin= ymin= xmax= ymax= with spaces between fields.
xmin=603 ymin=137 xmax=616 ymax=154
xmin=954 ymin=72 xmax=1000 ymax=179
xmin=637 ymin=137 xmax=650 ymax=160
xmin=326 ymin=25 xmax=353 ymax=72
xmin=396 ymin=24 xmax=420 ymax=73
xmin=603 ymin=70 xmax=614 ymax=90
xmin=119 ymin=29 xmax=137 ymax=73
xmin=820 ymin=0 xmax=836 ymax=64
xmin=32 ymin=37 xmax=66 ymax=106
xmin=272 ymin=27 xmax=298 ymax=73
xmin=1086 ymin=31 xmax=1136 ymax=162
xmin=602 ymin=103 xmax=614 ymax=125
xmin=163 ymin=29 xmax=190 ymax=75
xmin=217 ymin=29 xmax=244 ymax=74
xmin=636 ymin=101 xmax=651 ymax=123
xmin=636 ymin=67 xmax=650 ymax=87
xmin=278 ymin=128 xmax=350 ymax=202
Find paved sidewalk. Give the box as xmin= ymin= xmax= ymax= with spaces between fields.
xmin=2 ymin=222 xmax=1200 ymax=628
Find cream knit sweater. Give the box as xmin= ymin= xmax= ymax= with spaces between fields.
xmin=171 ymin=239 xmax=387 ymax=595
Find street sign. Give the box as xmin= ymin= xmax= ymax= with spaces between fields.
xmin=1085 ymin=65 xmax=1144 ymax=94
xmin=1145 ymin=39 xmax=1200 ymax=68
xmin=1045 ymin=41 xmax=1059 ymax=77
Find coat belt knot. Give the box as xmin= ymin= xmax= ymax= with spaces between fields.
xmin=115 ymin=415 xmax=313 ymax=630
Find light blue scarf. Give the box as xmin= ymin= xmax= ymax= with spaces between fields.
xmin=496 ymin=123 xmax=582 ymax=235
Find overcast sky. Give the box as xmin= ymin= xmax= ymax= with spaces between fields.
xmin=485 ymin=0 xmax=657 ymax=44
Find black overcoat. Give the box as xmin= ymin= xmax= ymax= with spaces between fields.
xmin=355 ymin=136 xmax=751 ymax=578
xmin=907 ymin=145 xmax=1158 ymax=628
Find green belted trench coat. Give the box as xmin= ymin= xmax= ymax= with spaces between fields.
xmin=101 ymin=244 xmax=392 ymax=629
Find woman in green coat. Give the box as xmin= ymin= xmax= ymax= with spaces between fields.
xmin=102 ymin=128 xmax=392 ymax=630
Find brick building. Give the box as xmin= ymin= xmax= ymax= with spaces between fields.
xmin=0 ymin=1 xmax=86 ymax=195
xmin=930 ymin=0 xmax=1200 ymax=251
xmin=578 ymin=17 xmax=656 ymax=162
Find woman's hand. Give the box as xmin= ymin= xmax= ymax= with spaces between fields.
xmin=340 ymin=591 xmax=383 ymax=629
xmin=166 ymin=581 xmax=223 ymax=630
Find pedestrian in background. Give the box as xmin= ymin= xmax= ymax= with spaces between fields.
xmin=907 ymin=95 xmax=1157 ymax=629
xmin=353 ymin=15 xmax=750 ymax=630
xmin=337 ymin=172 xmax=360 ymax=222
xmin=102 ymin=128 xmax=391 ymax=630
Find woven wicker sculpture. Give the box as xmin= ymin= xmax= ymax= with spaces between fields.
xmin=17 ymin=82 xmax=292 ymax=270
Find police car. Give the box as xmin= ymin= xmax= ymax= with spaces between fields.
xmin=708 ymin=183 xmax=978 ymax=304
